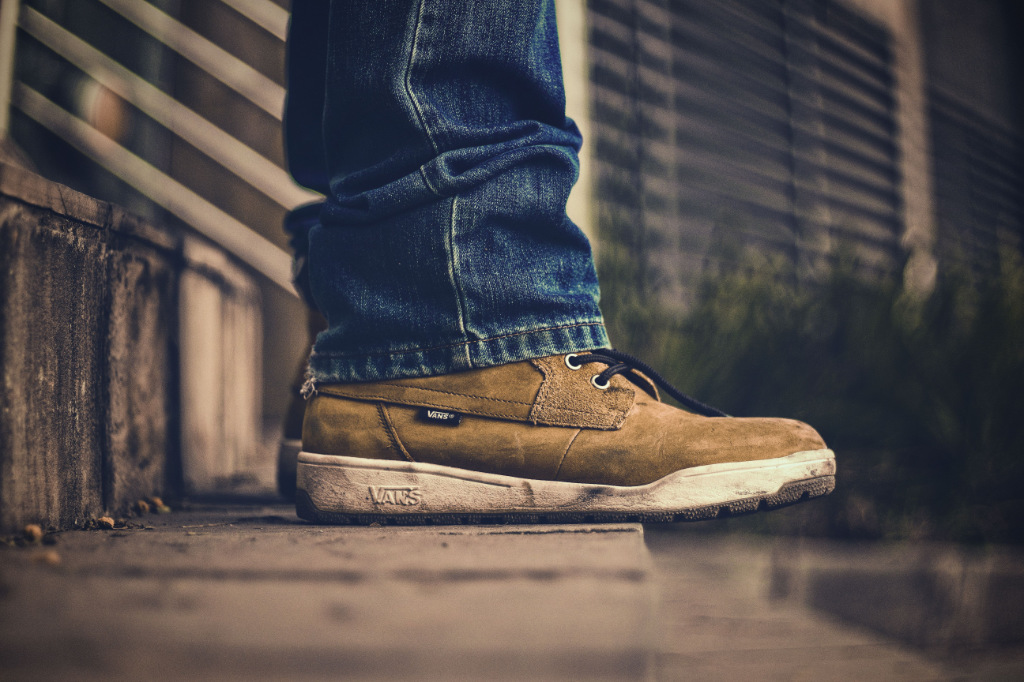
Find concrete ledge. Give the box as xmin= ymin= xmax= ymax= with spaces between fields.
xmin=0 ymin=162 xmax=177 ymax=530
xmin=0 ymin=505 xmax=655 ymax=680
xmin=0 ymin=162 xmax=263 ymax=531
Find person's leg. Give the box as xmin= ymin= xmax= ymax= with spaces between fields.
xmin=279 ymin=0 xmax=605 ymax=494
xmin=277 ymin=1 xmax=331 ymax=498
xmin=305 ymin=0 xmax=608 ymax=385
xmin=290 ymin=0 xmax=835 ymax=522
xmin=283 ymin=0 xmax=330 ymax=198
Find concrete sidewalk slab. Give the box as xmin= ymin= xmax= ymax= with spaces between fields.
xmin=0 ymin=501 xmax=656 ymax=681
xmin=644 ymin=528 xmax=1024 ymax=681
xmin=766 ymin=536 xmax=1024 ymax=651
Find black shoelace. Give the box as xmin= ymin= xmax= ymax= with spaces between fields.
xmin=565 ymin=349 xmax=729 ymax=418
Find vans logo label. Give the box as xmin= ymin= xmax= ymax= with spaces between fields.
xmin=368 ymin=486 xmax=422 ymax=505
xmin=418 ymin=407 xmax=462 ymax=426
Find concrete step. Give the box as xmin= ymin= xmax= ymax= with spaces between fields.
xmin=0 ymin=503 xmax=656 ymax=681
xmin=6 ymin=506 xmax=1024 ymax=681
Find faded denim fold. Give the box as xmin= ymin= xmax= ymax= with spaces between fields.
xmin=285 ymin=0 xmax=609 ymax=383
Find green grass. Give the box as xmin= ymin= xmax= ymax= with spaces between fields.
xmin=599 ymin=244 xmax=1024 ymax=543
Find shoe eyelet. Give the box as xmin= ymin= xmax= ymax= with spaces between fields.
xmin=565 ymin=353 xmax=582 ymax=370
xmin=591 ymin=374 xmax=610 ymax=390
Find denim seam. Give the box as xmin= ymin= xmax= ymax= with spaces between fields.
xmin=445 ymin=196 xmax=473 ymax=367
xmin=404 ymin=0 xmax=439 ymax=156
xmin=419 ymin=166 xmax=440 ymax=195
xmin=311 ymin=321 xmax=606 ymax=359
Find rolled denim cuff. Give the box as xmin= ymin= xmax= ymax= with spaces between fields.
xmin=307 ymin=320 xmax=610 ymax=384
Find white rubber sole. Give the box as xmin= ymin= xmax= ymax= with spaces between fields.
xmin=295 ymin=449 xmax=836 ymax=524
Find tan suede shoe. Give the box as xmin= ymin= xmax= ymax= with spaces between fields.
xmin=295 ymin=350 xmax=835 ymax=524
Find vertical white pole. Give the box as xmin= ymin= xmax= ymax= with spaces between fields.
xmin=556 ymin=0 xmax=597 ymax=255
xmin=0 ymin=0 xmax=21 ymax=136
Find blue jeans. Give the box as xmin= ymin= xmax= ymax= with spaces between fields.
xmin=285 ymin=0 xmax=609 ymax=383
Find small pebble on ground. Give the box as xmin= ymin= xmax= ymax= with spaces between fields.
xmin=22 ymin=524 xmax=43 ymax=543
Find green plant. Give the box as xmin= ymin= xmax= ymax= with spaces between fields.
xmin=599 ymin=242 xmax=1024 ymax=543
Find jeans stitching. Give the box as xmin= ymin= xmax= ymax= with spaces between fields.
xmin=312 ymin=321 xmax=606 ymax=360
xmin=419 ymin=166 xmax=440 ymax=195
xmin=445 ymin=196 xmax=473 ymax=367
xmin=404 ymin=0 xmax=439 ymax=156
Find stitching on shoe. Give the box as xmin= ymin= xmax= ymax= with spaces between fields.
xmin=553 ymin=428 xmax=582 ymax=481
xmin=374 ymin=384 xmax=531 ymax=405
xmin=327 ymin=394 xmax=519 ymax=420
xmin=323 ymin=390 xmax=624 ymax=420
xmin=527 ymin=357 xmax=553 ymax=424
xmin=528 ymin=356 xmax=631 ymax=427
xmin=322 ymin=384 xmax=531 ymax=406
xmin=377 ymin=403 xmax=415 ymax=463
xmin=535 ymin=402 xmax=631 ymax=416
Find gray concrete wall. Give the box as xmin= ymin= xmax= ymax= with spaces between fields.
xmin=0 ymin=161 xmax=176 ymax=530
xmin=0 ymin=161 xmax=262 ymax=531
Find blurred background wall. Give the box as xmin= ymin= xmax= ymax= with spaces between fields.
xmin=578 ymin=0 xmax=1021 ymax=319
xmin=572 ymin=0 xmax=1023 ymax=543
xmin=3 ymin=0 xmax=1021 ymax=537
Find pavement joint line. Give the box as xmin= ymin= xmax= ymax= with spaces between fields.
xmin=35 ymin=566 xmax=651 ymax=583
